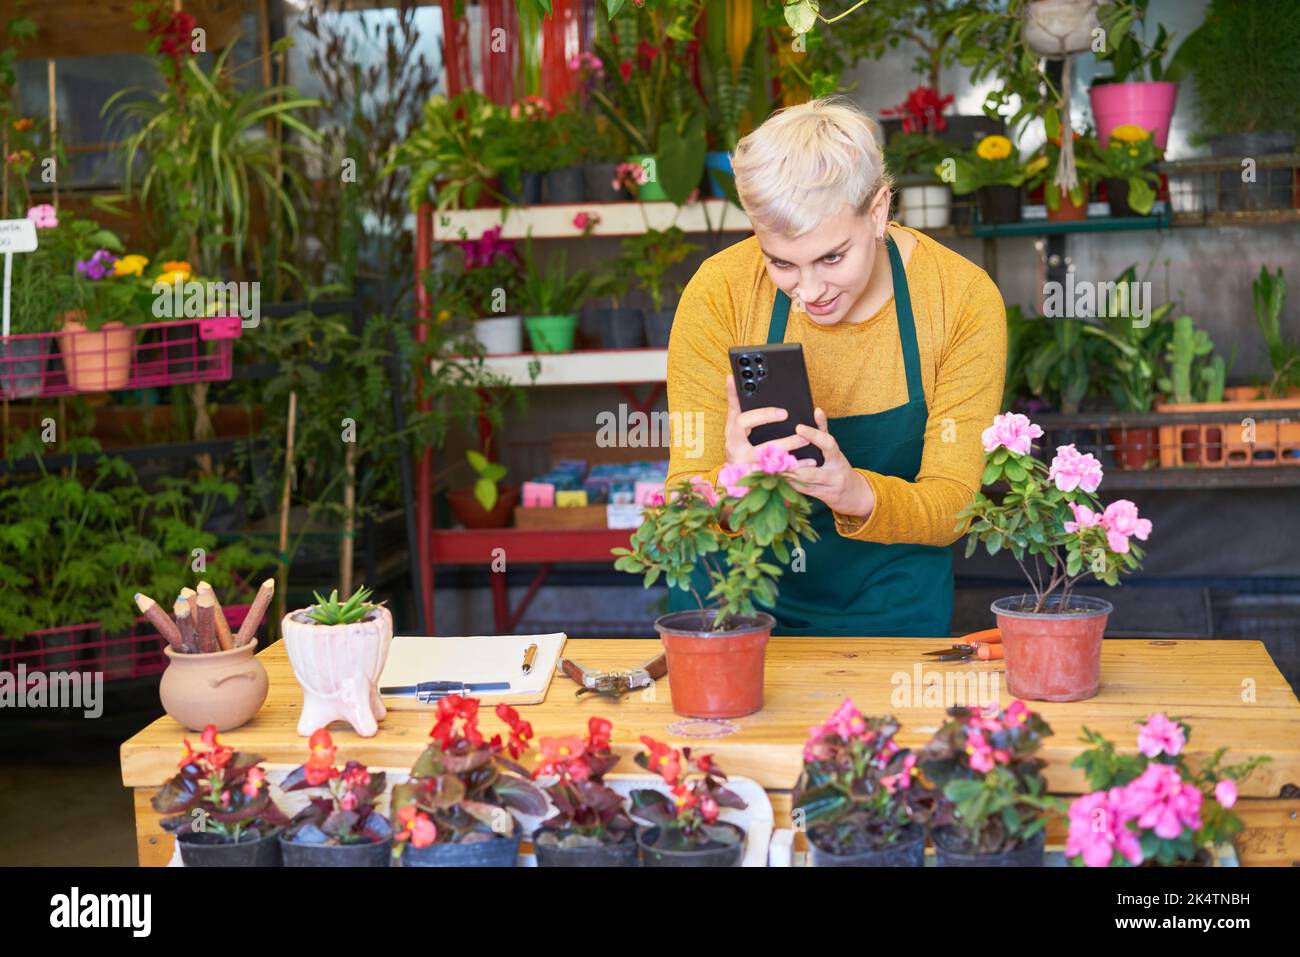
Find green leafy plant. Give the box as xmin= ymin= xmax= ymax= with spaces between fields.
xmin=1157 ymin=315 xmax=1227 ymax=404
xmin=1023 ymin=316 xmax=1102 ymax=415
xmin=698 ymin=33 xmax=759 ymax=154
xmin=518 ymin=236 xmax=593 ymax=316
xmin=1089 ymin=267 xmax=1177 ymax=413
xmin=1092 ymin=0 xmax=1192 ymax=85
xmin=466 ymin=449 xmax=507 ymax=512
xmin=1253 ymin=266 xmax=1300 ymax=398
xmin=1026 ymin=125 xmax=1103 ymax=212
xmin=947 ymin=134 xmax=1041 ymax=195
xmin=388 ymin=91 xmax=516 ymax=212
xmin=617 ymin=226 xmax=698 ymax=312
xmin=304 ymin=585 xmax=378 ymax=626
xmin=1088 ymin=126 xmax=1161 ymax=215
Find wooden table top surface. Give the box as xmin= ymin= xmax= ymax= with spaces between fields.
xmin=120 ymin=637 xmax=1300 ymax=797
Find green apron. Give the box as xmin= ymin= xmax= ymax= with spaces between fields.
xmin=669 ymin=236 xmax=953 ymax=637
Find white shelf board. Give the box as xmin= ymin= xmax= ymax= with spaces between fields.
xmin=436 ymin=348 xmax=668 ymax=387
xmin=430 ymin=199 xmax=752 ymax=240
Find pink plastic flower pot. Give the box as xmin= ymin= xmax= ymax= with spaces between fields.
xmin=1090 ymin=82 xmax=1178 ymax=149
xmin=992 ymin=595 xmax=1111 ymax=702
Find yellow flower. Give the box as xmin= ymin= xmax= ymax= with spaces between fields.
xmin=113 ymin=254 xmax=150 ymax=278
xmin=156 ymin=260 xmax=193 ymax=285
xmin=1024 ymin=156 xmax=1049 ymax=176
xmin=976 ymin=135 xmax=1013 ymax=161
xmin=1111 ymin=124 xmax=1151 ymax=144
xmin=436 ymin=309 xmax=451 ymax=323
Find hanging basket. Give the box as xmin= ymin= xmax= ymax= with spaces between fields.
xmin=1022 ymin=0 xmax=1103 ymax=59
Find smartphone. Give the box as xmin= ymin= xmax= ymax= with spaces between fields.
xmin=728 ymin=343 xmax=824 ymax=467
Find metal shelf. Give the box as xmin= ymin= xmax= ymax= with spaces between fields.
xmin=972 ymin=208 xmax=1173 ymax=238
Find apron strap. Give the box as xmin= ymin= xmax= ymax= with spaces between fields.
xmin=885 ymin=235 xmax=924 ymax=405
xmin=767 ymin=288 xmax=791 ymax=344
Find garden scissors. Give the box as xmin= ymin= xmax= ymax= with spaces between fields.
xmin=924 ymin=627 xmax=1003 ymax=661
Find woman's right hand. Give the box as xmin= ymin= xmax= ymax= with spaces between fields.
xmin=724 ymin=374 xmax=814 ymax=466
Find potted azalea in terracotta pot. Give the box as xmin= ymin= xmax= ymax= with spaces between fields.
xmin=792 ymin=700 xmax=925 ymax=867
xmin=390 ymin=695 xmax=547 ymax=867
xmin=530 ymin=716 xmax=638 ymax=867
xmin=151 ymin=724 xmax=290 ymax=867
xmin=1066 ymin=713 xmax=1270 ymax=867
xmin=912 ymin=703 xmax=1060 ymax=867
xmin=278 ymin=728 xmax=393 ymax=867
xmin=958 ymin=412 xmax=1153 ymax=702
xmin=631 ymin=737 xmax=748 ymax=868
xmin=613 ymin=444 xmax=816 ymax=718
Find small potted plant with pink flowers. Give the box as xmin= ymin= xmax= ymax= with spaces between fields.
xmin=151 ymin=724 xmax=290 ymax=867
xmin=912 ymin=702 xmax=1059 ymax=867
xmin=613 ymin=444 xmax=817 ymax=718
xmin=277 ymin=728 xmax=393 ymax=867
xmin=530 ymin=716 xmax=638 ymax=867
xmin=957 ymin=412 xmax=1154 ymax=701
xmin=793 ymin=700 xmax=926 ymax=867
xmin=1066 ymin=713 xmax=1270 ymax=867
xmin=389 ymin=695 xmax=547 ymax=868
xmin=631 ymin=736 xmax=748 ymax=867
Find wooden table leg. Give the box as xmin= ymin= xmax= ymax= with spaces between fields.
xmin=133 ymin=788 xmax=172 ymax=867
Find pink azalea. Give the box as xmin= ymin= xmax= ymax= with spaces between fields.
xmin=756 ymin=442 xmax=798 ymax=475
xmin=1048 ymin=444 xmax=1104 ymax=493
xmin=1066 ymin=790 xmax=1144 ymax=867
xmin=1122 ymin=763 xmax=1202 ymax=839
xmin=981 ymin=412 xmax=1043 ymax=455
xmin=645 ymin=490 xmax=665 ymax=507
xmin=1101 ymin=499 xmax=1152 ymax=554
xmin=1136 ymin=713 xmax=1185 ymax=758
xmin=26 ymin=203 xmax=57 ymax=229
xmin=717 ymin=462 xmax=755 ymax=498
xmin=1064 ymin=502 xmax=1104 ymax=533
xmin=1215 ymin=778 xmax=1237 ymax=809
xmin=688 ymin=474 xmax=719 ymax=506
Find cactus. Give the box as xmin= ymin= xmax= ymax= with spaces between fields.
xmin=1160 ymin=314 xmax=1224 ymax=403
xmin=1201 ymin=354 xmax=1226 ymax=403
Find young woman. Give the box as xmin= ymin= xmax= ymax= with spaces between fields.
xmin=666 ymin=96 xmax=1007 ymax=637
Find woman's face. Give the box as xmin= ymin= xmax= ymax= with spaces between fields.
xmin=755 ymin=187 xmax=890 ymax=326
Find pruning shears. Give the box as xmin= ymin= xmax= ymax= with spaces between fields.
xmin=923 ymin=627 xmax=1003 ymax=662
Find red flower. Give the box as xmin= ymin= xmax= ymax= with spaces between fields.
xmin=881 ymin=86 xmax=954 ymax=134
xmin=640 ymin=736 xmax=681 ymax=785
xmin=431 ymin=694 xmax=483 ymax=749
xmin=587 ymin=717 xmax=613 ymax=751
xmin=305 ymin=728 xmax=338 ymax=785
xmin=242 ymin=767 xmax=266 ymax=798
xmin=397 ymin=805 xmax=437 ymax=849
xmin=496 ymin=702 xmax=533 ymax=758
xmin=619 ymin=60 xmax=633 ymax=83
xmin=695 ymin=753 xmax=717 ymax=775
xmin=636 ymin=40 xmax=660 ymax=73
xmin=199 ymin=725 xmax=232 ymax=769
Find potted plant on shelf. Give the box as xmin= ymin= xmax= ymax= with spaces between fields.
xmin=152 ymin=724 xmax=290 ymax=866
xmin=959 ymin=412 xmax=1154 ymax=701
xmin=613 ymin=448 xmax=817 ymax=718
xmin=631 ymin=737 xmax=748 ymax=867
xmin=1 ymin=204 xmax=61 ymax=398
xmin=698 ymin=34 xmax=760 ymax=201
xmin=1027 ymin=123 xmax=1101 ymax=221
xmin=1066 ymin=713 xmax=1269 ymax=866
xmin=278 ymin=728 xmax=393 ymax=867
xmin=1153 ymin=313 xmax=1230 ymax=467
xmin=567 ymin=54 xmax=634 ymax=202
xmin=543 ymin=104 xmax=587 ymax=204
xmin=912 ymin=702 xmax=1059 ymax=867
xmin=882 ymin=86 xmax=953 ymax=230
xmin=450 ymin=225 xmax=524 ymax=355
xmin=1089 ymin=124 xmax=1162 ymax=216
xmin=519 ymin=234 xmax=593 ymax=353
xmin=618 ymin=226 xmax=698 ymax=347
xmin=587 ymin=251 xmax=643 ymax=349
xmin=1088 ymin=0 xmax=1189 ymax=151
xmin=793 ymin=700 xmax=926 ymax=867
xmin=530 ymin=716 xmax=638 ymax=867
xmin=503 ymin=95 xmax=556 ymax=205
xmin=947 ymin=135 xmax=1041 ymax=225
xmin=282 ymin=585 xmax=393 ymax=738
xmin=389 ymin=91 xmax=515 ymax=212
xmin=390 ymin=695 xmax=547 ymax=867
xmin=447 ymin=446 xmax=518 ymax=529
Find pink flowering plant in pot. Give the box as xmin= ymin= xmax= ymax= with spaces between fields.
xmin=613 ymin=443 xmax=817 ymax=718
xmin=911 ymin=702 xmax=1061 ymax=866
xmin=1066 ymin=713 xmax=1270 ymax=867
xmin=792 ymin=699 xmax=926 ymax=865
xmin=957 ymin=412 xmax=1155 ymax=701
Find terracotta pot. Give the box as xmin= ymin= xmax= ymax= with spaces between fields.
xmin=448 ymin=484 xmax=519 ymax=529
xmin=1109 ymin=427 xmax=1158 ymax=469
xmin=1047 ymin=185 xmax=1090 ymax=221
xmin=159 ymin=642 xmax=269 ymax=731
xmin=282 ymin=605 xmax=393 ymax=738
xmin=655 ymin=610 xmax=772 ymax=718
xmin=58 ymin=312 xmax=135 ymax=392
xmin=992 ymin=595 xmax=1112 ymax=702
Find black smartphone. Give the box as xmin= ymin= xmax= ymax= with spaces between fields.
xmin=728 ymin=343 xmax=824 ymax=467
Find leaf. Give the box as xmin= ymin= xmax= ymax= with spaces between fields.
xmin=656 ymin=115 xmax=707 ymax=207
xmin=473 ymin=477 xmax=498 ymax=512
xmin=783 ymin=0 xmax=819 ymax=35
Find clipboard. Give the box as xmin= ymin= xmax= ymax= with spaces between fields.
xmin=378 ymin=633 xmax=567 ymax=709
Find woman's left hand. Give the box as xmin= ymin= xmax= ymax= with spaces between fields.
xmin=789 ymin=409 xmax=876 ymax=518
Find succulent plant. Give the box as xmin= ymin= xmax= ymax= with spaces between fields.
xmin=304 ymin=585 xmax=377 ymax=626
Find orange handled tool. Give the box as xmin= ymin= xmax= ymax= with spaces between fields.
xmin=924 ymin=627 xmax=1003 ymax=661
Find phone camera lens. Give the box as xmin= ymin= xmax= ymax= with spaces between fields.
xmin=742 ymin=381 xmax=757 ymax=395
xmin=753 ymin=355 xmax=765 ymax=365
xmin=756 ymin=367 xmax=767 ymax=379
xmin=741 ymin=368 xmax=754 ymax=379
xmin=738 ymin=356 xmax=751 ymax=367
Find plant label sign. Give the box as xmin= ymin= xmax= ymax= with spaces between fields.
xmin=0 ymin=218 xmax=38 ymax=339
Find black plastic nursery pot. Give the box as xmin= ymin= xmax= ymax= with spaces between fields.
xmin=636 ymin=823 xmax=745 ymax=868
xmin=279 ymin=834 xmax=393 ymax=867
xmin=583 ymin=162 xmax=626 ymax=202
xmin=643 ymin=308 xmax=675 ymax=348
xmin=399 ymin=832 xmax=521 ymax=868
xmin=976 ymin=185 xmax=1023 ymax=225
xmin=532 ymin=827 xmax=640 ymax=867
xmin=598 ymin=307 xmax=645 ymax=349
xmin=808 ymin=823 xmax=927 ymax=867
xmin=504 ymin=170 xmax=544 ymax=206
xmin=177 ymin=829 xmax=284 ymax=867
xmin=544 ymin=166 xmax=585 ymax=204
xmin=931 ymin=827 xmax=1046 ymax=867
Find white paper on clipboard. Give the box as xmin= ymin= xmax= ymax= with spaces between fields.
xmin=378 ymin=632 xmax=567 ymax=708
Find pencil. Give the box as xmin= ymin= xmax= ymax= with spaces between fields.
xmin=194 ymin=587 xmax=217 ymax=654
xmin=135 ymin=593 xmax=184 ymax=650
xmin=235 ymin=578 xmax=275 ymax=647
xmin=179 ymin=587 xmax=198 ymax=614
xmin=174 ymin=598 xmax=198 ymax=653
xmin=199 ymin=582 xmax=234 ymax=651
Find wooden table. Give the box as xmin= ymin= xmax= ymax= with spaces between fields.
xmin=121 ymin=637 xmax=1300 ymax=866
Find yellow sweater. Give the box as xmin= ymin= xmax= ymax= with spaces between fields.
xmin=665 ymin=224 xmax=1007 ymax=547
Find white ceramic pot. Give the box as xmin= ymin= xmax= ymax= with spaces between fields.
xmin=898 ymin=185 xmax=952 ymax=229
xmin=282 ymin=605 xmax=393 ymax=737
xmin=1022 ymin=0 xmax=1101 ymax=58
xmin=473 ymin=315 xmax=523 ymax=354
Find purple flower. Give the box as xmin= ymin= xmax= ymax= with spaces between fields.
xmin=76 ymin=249 xmax=118 ymax=281
xmin=457 ymin=225 xmax=517 ymax=270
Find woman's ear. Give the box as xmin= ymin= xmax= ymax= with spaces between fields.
xmin=869 ymin=185 xmax=892 ymax=239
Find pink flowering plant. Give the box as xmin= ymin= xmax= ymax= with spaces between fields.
xmin=957 ymin=411 xmax=1152 ymax=614
xmin=911 ymin=702 xmax=1061 ymax=854
xmin=613 ymin=443 xmax=817 ymax=630
xmin=792 ymin=700 xmax=922 ymax=855
xmin=1066 ymin=714 xmax=1270 ymax=867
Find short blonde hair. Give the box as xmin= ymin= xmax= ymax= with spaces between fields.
xmin=732 ymin=96 xmax=892 ymax=238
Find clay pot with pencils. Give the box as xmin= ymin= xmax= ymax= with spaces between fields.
xmin=137 ymin=578 xmax=276 ymax=732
